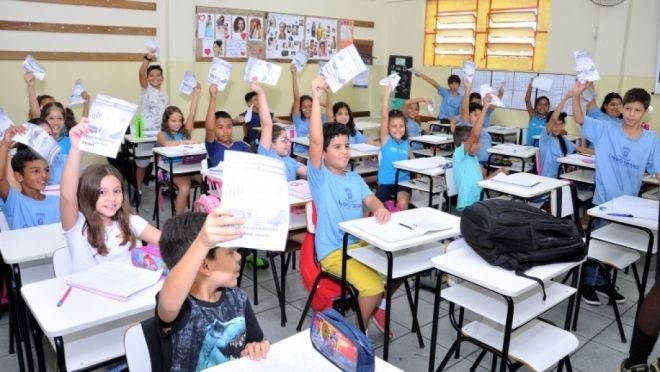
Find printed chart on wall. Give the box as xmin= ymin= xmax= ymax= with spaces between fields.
xmin=305 ymin=17 xmax=338 ymax=60
xmin=196 ymin=8 xmax=266 ymax=59
xmin=266 ymin=13 xmax=305 ymax=59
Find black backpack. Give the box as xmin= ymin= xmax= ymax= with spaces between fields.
xmin=460 ymin=199 xmax=586 ymax=299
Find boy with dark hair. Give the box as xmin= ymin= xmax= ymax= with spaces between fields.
xmin=205 ymin=85 xmax=250 ymax=167
xmin=414 ymin=72 xmax=463 ymax=125
xmin=0 ymin=125 xmax=60 ymax=229
xmin=237 ymin=90 xmax=274 ymax=145
xmin=157 ymin=210 xmax=269 ymax=371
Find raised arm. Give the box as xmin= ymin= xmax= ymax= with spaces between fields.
xmin=184 ymin=83 xmax=202 ymax=136
xmin=81 ymin=91 xmax=91 ymax=119
xmin=253 ymin=79 xmax=273 ymax=150
xmin=525 ymin=77 xmax=535 ymax=118
xmin=158 ymin=209 xmax=243 ymax=324
xmin=325 ymin=87 xmax=334 ymax=121
xmin=0 ymin=126 xmax=25 ymax=201
xmin=465 ymin=95 xmax=492 ymax=151
xmin=205 ymin=85 xmax=219 ymax=143
xmin=138 ymin=50 xmax=156 ymax=89
xmin=460 ymin=80 xmax=472 ymax=123
xmin=585 ymin=82 xmax=597 ymax=113
xmin=290 ymin=65 xmax=301 ymax=116
xmin=25 ymin=72 xmax=40 ymax=119
xmin=380 ymin=84 xmax=393 ymax=145
xmin=308 ymin=76 xmax=327 ymax=170
xmin=61 ymin=120 xmax=90 ymax=230
xmin=414 ymin=71 xmax=440 ymax=89
xmin=572 ymin=81 xmax=589 ymax=125
xmin=547 ymin=93 xmax=572 ymax=132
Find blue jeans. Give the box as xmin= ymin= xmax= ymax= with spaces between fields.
xmin=583 ymin=219 xmax=609 ymax=286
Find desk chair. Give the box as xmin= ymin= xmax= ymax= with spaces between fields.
xmin=52 ymin=248 xmax=72 ymax=278
xmin=124 ymin=323 xmax=150 ymax=371
xmin=444 ymin=167 xmax=458 ymax=213
xmin=0 ymin=210 xmax=9 ymax=232
xmin=296 ymin=202 xmax=365 ymax=332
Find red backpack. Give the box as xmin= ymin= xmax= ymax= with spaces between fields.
xmin=299 ymin=203 xmax=342 ymax=312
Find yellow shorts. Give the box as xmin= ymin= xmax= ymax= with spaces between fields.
xmin=320 ymin=242 xmax=384 ymax=297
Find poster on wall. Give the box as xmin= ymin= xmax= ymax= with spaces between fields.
xmin=305 ymin=17 xmax=338 ymax=60
xmin=197 ymin=13 xmax=216 ymax=39
xmin=266 ymin=13 xmax=305 ymax=59
xmin=339 ymin=19 xmax=354 ymax=49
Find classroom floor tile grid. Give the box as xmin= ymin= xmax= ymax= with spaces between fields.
xmin=1 ymin=183 xmax=657 ymax=371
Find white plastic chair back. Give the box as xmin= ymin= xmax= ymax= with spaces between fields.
xmin=305 ymin=202 xmax=316 ymax=234
xmin=52 ymin=247 xmax=72 ymax=277
xmin=124 ymin=323 xmax=151 ymax=371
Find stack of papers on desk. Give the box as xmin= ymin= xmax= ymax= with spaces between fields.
xmin=157 ymin=143 xmax=206 ymax=157
xmin=491 ymin=173 xmax=540 ymax=188
xmin=567 ymin=153 xmax=594 ymax=163
xmin=493 ymin=143 xmax=532 ymax=153
xmin=349 ymin=143 xmax=380 ymax=152
xmin=65 ymin=263 xmax=162 ymax=301
xmin=395 ymin=156 xmax=451 ymax=171
xmin=288 ymin=180 xmax=311 ymax=200
xmin=352 ymin=216 xmax=452 ymax=243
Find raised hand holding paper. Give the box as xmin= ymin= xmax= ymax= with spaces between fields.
xmin=207 ymin=57 xmax=233 ymax=90
xmin=379 ymin=73 xmax=401 ymax=88
xmin=146 ymin=37 xmax=159 ymax=58
xmin=179 ymin=71 xmax=198 ymax=95
xmin=219 ymin=151 xmax=289 ymax=251
xmin=321 ymin=44 xmax=366 ymax=92
xmin=23 ymin=55 xmax=46 ymax=80
xmin=574 ymin=51 xmax=600 ymax=82
xmin=0 ymin=108 xmax=14 ymax=141
xmin=462 ymin=60 xmax=476 ymax=83
xmin=14 ymin=123 xmax=60 ymax=164
xmin=531 ymin=76 xmax=552 ymax=92
xmin=479 ymin=84 xmax=505 ymax=107
xmin=69 ymin=79 xmax=86 ymax=106
xmin=81 ymin=94 xmax=137 ymax=158
xmin=292 ymin=51 xmax=309 ymax=72
xmin=243 ymin=57 xmax=282 ymax=86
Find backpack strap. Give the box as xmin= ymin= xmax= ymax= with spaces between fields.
xmin=515 ymin=270 xmax=546 ymax=301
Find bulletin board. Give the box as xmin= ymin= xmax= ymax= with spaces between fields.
xmin=451 ymin=68 xmax=577 ymax=115
xmin=195 ymin=6 xmax=373 ymax=64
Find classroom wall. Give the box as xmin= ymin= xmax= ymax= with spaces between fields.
xmin=0 ymin=0 xmax=658 ymax=166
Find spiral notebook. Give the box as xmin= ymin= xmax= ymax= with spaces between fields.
xmin=65 ymin=262 xmax=162 ymax=301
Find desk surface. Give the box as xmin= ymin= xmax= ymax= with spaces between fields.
xmin=393 ymin=157 xmax=450 ymax=177
xmin=557 ymin=155 xmax=596 ymax=169
xmin=432 ymin=240 xmax=582 ymax=297
xmin=487 ymin=144 xmax=537 ymax=158
xmin=644 ymin=175 xmax=660 ymax=186
xmin=588 ymin=195 xmax=658 ymax=230
xmin=293 ymin=137 xmax=379 ymax=159
xmin=203 ymin=329 xmax=402 ymax=372
xmin=339 ymin=207 xmax=461 ymax=252
xmin=354 ymin=121 xmax=382 ymax=131
xmin=409 ymin=134 xmax=453 ymax=145
xmin=153 ymin=145 xmax=207 ymax=158
xmin=22 ymin=275 xmax=161 ymax=337
xmin=0 ymin=223 xmax=66 ymax=264
xmin=478 ymin=173 xmax=569 ymax=199
xmin=124 ymin=134 xmax=157 ymax=144
xmin=488 ymin=126 xmax=518 ymax=135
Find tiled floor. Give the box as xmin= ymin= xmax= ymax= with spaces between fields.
xmin=0 ymin=182 xmax=658 ymax=371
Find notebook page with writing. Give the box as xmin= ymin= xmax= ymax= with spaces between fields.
xmin=351 ymin=214 xmax=452 ymax=243
xmin=65 ymin=262 xmax=162 ymax=301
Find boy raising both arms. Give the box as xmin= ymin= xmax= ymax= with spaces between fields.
xmin=157 ymin=211 xmax=269 ymax=371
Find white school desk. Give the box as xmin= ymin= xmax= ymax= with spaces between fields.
xmin=354 ymin=120 xmax=382 ymax=132
xmin=203 ymin=329 xmax=402 ymax=372
xmin=123 ymin=134 xmax=157 ymax=210
xmin=486 ymin=144 xmax=537 ymax=174
xmin=428 ymin=241 xmax=581 ymax=372
xmin=409 ymin=134 xmax=454 ymax=158
xmin=0 ymin=223 xmax=66 ymax=372
xmin=291 ymin=137 xmax=380 ymax=174
xmin=557 ymin=155 xmax=596 ymax=187
xmin=152 ymin=146 xmax=207 ymax=228
xmin=572 ymin=195 xmax=659 ymax=332
xmin=643 ymin=174 xmax=660 ymax=186
xmin=393 ymin=157 xmax=451 ymax=208
xmin=532 ymin=134 xmax=579 ymax=144
xmin=427 ymin=120 xmax=451 ymax=134
xmin=338 ymin=208 xmax=462 ymax=361
xmin=22 ymin=275 xmax=162 ymax=372
xmin=487 ymin=126 xmax=519 ymax=144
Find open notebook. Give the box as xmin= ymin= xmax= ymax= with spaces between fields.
xmin=351 ymin=215 xmax=452 ymax=243
xmin=490 ymin=173 xmax=541 ymax=188
xmin=288 ymin=180 xmax=311 ymax=200
xmin=65 ymin=262 xmax=162 ymax=301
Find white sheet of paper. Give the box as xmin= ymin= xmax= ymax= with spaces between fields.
xmin=532 ymin=76 xmax=553 ymax=92
xmin=321 ymin=44 xmax=367 ymax=93
xmin=352 ymin=66 xmax=369 ymax=88
xmin=81 ymin=94 xmax=137 ymax=158
xmin=207 ymin=58 xmax=233 ymax=90
xmin=69 ymin=79 xmax=86 ymax=106
xmin=479 ymin=84 xmax=505 ymax=107
xmin=156 ymin=143 xmax=205 ymax=158
xmin=463 ymin=60 xmax=476 ymax=83
xmin=23 ymin=55 xmax=46 ymax=80
xmin=395 ymin=156 xmax=452 ymax=171
xmin=379 ymin=72 xmax=400 ymax=87
xmin=65 ymin=262 xmax=162 ymax=301
xmin=607 ymin=196 xmax=659 ymax=221
xmin=491 ymin=173 xmax=540 ymax=188
xmin=179 ymin=71 xmax=198 ymax=95
xmin=581 ymin=84 xmax=597 ymax=103
xmin=219 ymin=151 xmax=289 ymax=251
xmin=349 ymin=143 xmax=380 ymax=153
xmin=292 ymin=51 xmax=309 ymax=72
xmin=288 ymin=180 xmax=311 ymax=200
xmin=146 ymin=37 xmax=159 ymax=58
xmin=243 ymin=57 xmax=282 ymax=86
xmin=352 ymin=214 xmax=452 ymax=243
xmin=14 ymin=123 xmax=60 ymax=164
xmin=0 ymin=108 xmax=14 ymax=141
xmin=243 ymin=105 xmax=253 ymax=122
xmin=574 ymin=51 xmax=600 ymax=82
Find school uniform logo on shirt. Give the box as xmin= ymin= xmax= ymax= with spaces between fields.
xmin=338 ymin=187 xmax=361 ymax=209
xmin=608 ymin=146 xmax=640 ymax=170
xmin=36 ymin=213 xmax=44 ymax=225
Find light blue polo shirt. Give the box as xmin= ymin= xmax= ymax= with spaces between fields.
xmin=453 ymin=144 xmax=483 ymax=211
xmin=292 ymin=113 xmax=326 ymax=154
xmin=583 ymin=116 xmax=660 ymax=205
xmin=378 ymin=137 xmax=410 ymax=185
xmin=527 ymin=113 xmax=547 ymax=146
xmin=406 ymin=118 xmax=423 ymax=150
xmin=308 ymin=161 xmax=372 ymax=261
xmin=587 ymin=107 xmax=622 ymax=124
xmin=4 ymin=187 xmax=60 ymax=230
xmin=349 ymin=130 xmax=367 ymax=145
xmin=539 ymin=130 xmax=576 ymax=178
xmin=257 ymin=143 xmax=302 ymax=181
xmin=437 ymin=87 xmax=462 ymax=120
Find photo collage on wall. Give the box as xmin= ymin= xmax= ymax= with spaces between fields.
xmin=197 ymin=10 xmax=265 ymax=59
xmin=266 ymin=13 xmax=306 ymax=59
xmin=305 ymin=17 xmax=338 ymax=60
